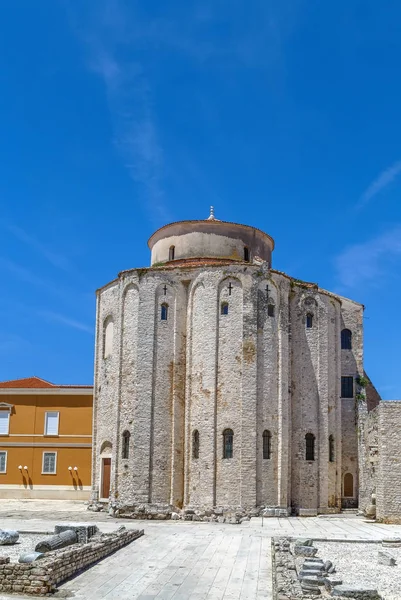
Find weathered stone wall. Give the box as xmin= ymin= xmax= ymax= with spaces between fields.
xmin=0 ymin=529 xmax=143 ymax=596
xmin=376 ymin=401 xmax=401 ymax=523
xmin=358 ymin=405 xmax=379 ymax=513
xmin=340 ymin=297 xmax=364 ymax=508
xmin=93 ymin=254 xmax=363 ymax=514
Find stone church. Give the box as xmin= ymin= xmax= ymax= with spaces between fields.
xmin=91 ymin=210 xmax=374 ymax=517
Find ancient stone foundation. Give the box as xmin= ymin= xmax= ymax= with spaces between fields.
xmin=90 ymin=501 xmax=292 ymax=522
xmin=0 ymin=528 xmax=143 ymax=596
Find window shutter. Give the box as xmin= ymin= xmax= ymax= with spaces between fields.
xmin=0 ymin=413 xmax=9 ymax=435
xmin=0 ymin=452 xmax=6 ymax=472
xmin=45 ymin=413 xmax=59 ymax=435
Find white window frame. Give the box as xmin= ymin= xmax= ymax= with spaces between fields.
xmin=44 ymin=411 xmax=59 ymax=436
xmin=42 ymin=451 xmax=57 ymax=474
xmin=0 ymin=451 xmax=7 ymax=473
xmin=0 ymin=411 xmax=10 ymax=435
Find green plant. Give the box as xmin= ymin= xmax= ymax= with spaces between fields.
xmin=356 ymin=375 xmax=368 ymax=388
xmin=356 ymin=392 xmax=366 ymax=402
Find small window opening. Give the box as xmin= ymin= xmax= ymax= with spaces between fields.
xmin=305 ymin=433 xmax=315 ymax=461
xmin=329 ymin=435 xmax=335 ymax=462
xmin=267 ymin=304 xmax=275 ymax=317
xmin=341 ymin=376 xmax=354 ymax=398
xmin=122 ymin=430 xmax=130 ymax=459
xmin=341 ymin=329 xmax=352 ymax=350
xmin=306 ymin=313 xmax=313 ymax=328
xmin=169 ymin=245 xmax=175 ymax=261
xmin=263 ymin=430 xmax=272 ymax=459
xmin=161 ymin=303 xmax=168 ymax=321
xmin=244 ymin=247 xmax=250 ymax=262
xmin=221 ymin=302 xmax=229 ymax=315
xmin=223 ymin=428 xmax=234 ymax=459
xmin=192 ymin=430 xmax=199 ymax=459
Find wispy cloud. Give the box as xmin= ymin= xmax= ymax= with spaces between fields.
xmin=334 ymin=225 xmax=401 ymax=289
xmin=37 ymin=310 xmax=93 ymax=334
xmin=357 ymin=160 xmax=401 ymax=210
xmin=67 ymin=1 xmax=170 ymax=224
xmin=0 ymin=258 xmax=50 ymax=288
xmin=4 ymin=223 xmax=72 ymax=272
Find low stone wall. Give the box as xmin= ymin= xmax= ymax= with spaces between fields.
xmin=0 ymin=528 xmax=143 ymax=596
xmin=90 ymin=502 xmax=291 ymax=522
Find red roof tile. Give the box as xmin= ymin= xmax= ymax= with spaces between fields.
xmin=0 ymin=376 xmax=92 ymax=389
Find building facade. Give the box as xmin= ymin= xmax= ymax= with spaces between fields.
xmin=92 ymin=212 xmax=365 ymax=515
xmin=0 ymin=376 xmax=93 ymax=500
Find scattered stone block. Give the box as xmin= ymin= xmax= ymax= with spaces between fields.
xmin=324 ymin=577 xmax=343 ymax=592
xmin=382 ymin=537 xmax=401 ymax=548
xmin=295 ymin=538 xmax=313 ymax=547
xmin=0 ymin=530 xmax=19 ymax=545
xmin=171 ymin=512 xmax=180 ymax=520
xmin=331 ymin=584 xmax=380 ymax=599
xmin=324 ymin=559 xmax=333 ymax=572
xmin=298 ymin=508 xmax=318 ymax=517
xmin=18 ymin=553 xmax=45 ymax=564
xmin=294 ymin=545 xmax=318 ymax=557
xmin=378 ymin=550 xmax=396 ymax=566
xmin=298 ymin=569 xmax=324 ymax=578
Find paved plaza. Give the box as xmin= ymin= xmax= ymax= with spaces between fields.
xmin=1 ymin=500 xmax=401 ymax=599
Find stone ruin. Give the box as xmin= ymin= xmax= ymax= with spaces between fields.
xmin=0 ymin=523 xmax=144 ymax=596
xmin=272 ymin=537 xmax=382 ymax=600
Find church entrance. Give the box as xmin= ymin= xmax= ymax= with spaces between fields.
xmin=101 ymin=458 xmax=111 ymax=499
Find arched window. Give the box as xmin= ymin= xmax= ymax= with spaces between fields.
xmin=305 ymin=433 xmax=315 ymax=461
xmin=244 ymin=247 xmax=250 ymax=262
xmin=306 ymin=313 xmax=313 ymax=329
xmin=341 ymin=329 xmax=352 ymax=350
xmin=103 ymin=318 xmax=114 ymax=358
xmin=122 ymin=431 xmax=130 ymax=459
xmin=263 ymin=430 xmax=272 ymax=459
xmin=344 ymin=473 xmax=354 ymax=497
xmin=221 ymin=302 xmax=229 ymax=315
xmin=161 ymin=303 xmax=168 ymax=321
xmin=329 ymin=435 xmax=335 ymax=462
xmin=169 ymin=245 xmax=175 ymax=261
xmin=223 ymin=429 xmax=234 ymax=459
xmin=267 ymin=304 xmax=275 ymax=317
xmin=192 ymin=430 xmax=199 ymax=459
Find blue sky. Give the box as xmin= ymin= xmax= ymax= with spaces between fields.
xmin=0 ymin=1 xmax=400 ymax=397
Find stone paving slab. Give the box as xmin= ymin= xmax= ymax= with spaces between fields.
xmin=1 ymin=500 xmax=401 ymax=598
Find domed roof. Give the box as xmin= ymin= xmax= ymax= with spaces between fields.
xmin=148 ymin=208 xmax=274 ymax=267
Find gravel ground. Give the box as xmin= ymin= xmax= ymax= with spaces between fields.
xmin=0 ymin=534 xmax=48 ymax=563
xmin=315 ymin=541 xmax=401 ymax=600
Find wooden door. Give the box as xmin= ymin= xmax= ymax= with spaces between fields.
xmin=102 ymin=458 xmax=111 ymax=499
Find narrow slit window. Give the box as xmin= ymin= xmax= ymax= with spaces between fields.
xmin=305 ymin=433 xmax=315 ymax=461
xmin=161 ymin=303 xmax=168 ymax=321
xmin=122 ymin=430 xmax=130 ymax=459
xmin=341 ymin=329 xmax=352 ymax=350
xmin=341 ymin=376 xmax=354 ymax=398
xmin=329 ymin=435 xmax=335 ymax=462
xmin=223 ymin=429 xmax=234 ymax=459
xmin=306 ymin=313 xmax=313 ymax=328
xmin=263 ymin=430 xmax=272 ymax=459
xmin=169 ymin=245 xmax=175 ymax=261
xmin=192 ymin=430 xmax=199 ymax=459
xmin=267 ymin=304 xmax=275 ymax=317
xmin=221 ymin=302 xmax=229 ymax=315
xmin=244 ymin=247 xmax=250 ymax=262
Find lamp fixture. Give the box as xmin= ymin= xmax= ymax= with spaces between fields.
xmin=18 ymin=465 xmax=22 ymax=470
xmin=73 ymin=466 xmax=78 ymax=471
xmin=23 ymin=466 xmax=28 ymax=471
xmin=68 ymin=466 xmax=72 ymax=471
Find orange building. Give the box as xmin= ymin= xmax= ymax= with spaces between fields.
xmin=0 ymin=376 xmax=93 ymax=499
